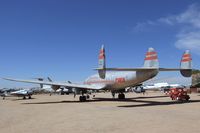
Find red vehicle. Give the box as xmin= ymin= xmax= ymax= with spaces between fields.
xmin=169 ymin=88 xmax=190 ymax=101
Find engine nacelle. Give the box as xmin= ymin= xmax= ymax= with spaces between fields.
xmin=132 ymin=86 xmax=145 ymax=93
xmin=52 ymin=85 xmax=60 ymax=91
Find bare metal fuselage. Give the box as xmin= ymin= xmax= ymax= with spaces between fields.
xmin=85 ymin=70 xmax=159 ymax=90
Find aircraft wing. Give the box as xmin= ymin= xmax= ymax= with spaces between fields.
xmin=2 ymin=78 xmax=105 ymax=90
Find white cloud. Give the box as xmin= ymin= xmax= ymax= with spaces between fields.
xmin=133 ymin=3 xmax=200 ymax=55
xmin=176 ymin=4 xmax=200 ymax=28
xmin=175 ymin=31 xmax=200 ymax=54
xmin=133 ymin=20 xmax=157 ymax=32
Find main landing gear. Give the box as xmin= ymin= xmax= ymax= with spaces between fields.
xmin=118 ymin=93 xmax=125 ymax=99
xmin=28 ymin=95 xmax=32 ymax=99
xmin=22 ymin=95 xmax=32 ymax=100
xmin=112 ymin=89 xmax=126 ymax=100
xmin=79 ymin=95 xmax=86 ymax=102
xmin=79 ymin=90 xmax=90 ymax=102
xmin=79 ymin=95 xmax=90 ymax=102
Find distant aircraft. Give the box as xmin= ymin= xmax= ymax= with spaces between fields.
xmin=10 ymin=89 xmax=33 ymax=99
xmin=3 ymin=46 xmax=192 ymax=102
xmin=0 ymin=78 xmax=50 ymax=100
xmin=144 ymin=82 xmax=184 ymax=89
xmin=0 ymin=88 xmax=33 ymax=100
xmin=0 ymin=88 xmax=20 ymax=100
xmin=132 ymin=82 xmax=184 ymax=93
xmin=0 ymin=91 xmax=8 ymax=100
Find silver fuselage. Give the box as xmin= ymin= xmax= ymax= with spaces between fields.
xmin=10 ymin=89 xmax=33 ymax=97
xmin=85 ymin=70 xmax=159 ymax=90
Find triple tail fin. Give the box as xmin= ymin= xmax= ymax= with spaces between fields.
xmin=180 ymin=50 xmax=192 ymax=77
xmin=96 ymin=46 xmax=192 ymax=78
xmin=98 ymin=45 xmax=106 ymax=79
xmin=143 ymin=47 xmax=159 ymax=68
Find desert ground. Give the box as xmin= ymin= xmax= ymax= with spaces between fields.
xmin=0 ymin=92 xmax=200 ymax=133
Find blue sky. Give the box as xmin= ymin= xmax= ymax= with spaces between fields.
xmin=0 ymin=0 xmax=199 ymax=87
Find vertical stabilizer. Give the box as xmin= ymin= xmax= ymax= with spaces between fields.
xmin=143 ymin=48 xmax=159 ymax=68
xmin=180 ymin=50 xmax=192 ymax=77
xmin=98 ymin=45 xmax=106 ymax=79
xmin=180 ymin=50 xmax=192 ymax=69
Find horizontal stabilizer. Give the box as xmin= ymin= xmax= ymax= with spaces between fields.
xmin=95 ymin=68 xmax=158 ymax=71
xmin=159 ymin=68 xmax=192 ymax=71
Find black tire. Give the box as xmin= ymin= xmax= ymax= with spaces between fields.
xmin=118 ymin=94 xmax=125 ymax=99
xmin=79 ymin=96 xmax=86 ymax=102
xmin=118 ymin=94 xmax=121 ymax=99
xmin=121 ymin=93 xmax=125 ymax=99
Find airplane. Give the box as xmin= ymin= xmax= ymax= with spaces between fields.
xmin=0 ymin=78 xmax=50 ymax=100
xmin=0 ymin=88 xmax=20 ymax=100
xmin=2 ymin=46 xmax=192 ymax=102
xmin=0 ymin=88 xmax=33 ymax=100
xmin=131 ymin=82 xmax=184 ymax=93
xmin=10 ymin=89 xmax=33 ymax=99
xmin=0 ymin=91 xmax=8 ymax=100
xmin=44 ymin=77 xmax=75 ymax=95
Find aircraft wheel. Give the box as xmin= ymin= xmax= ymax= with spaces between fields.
xmin=23 ymin=96 xmax=26 ymax=99
xmin=79 ymin=96 xmax=86 ymax=102
xmin=118 ymin=93 xmax=125 ymax=99
xmin=28 ymin=96 xmax=32 ymax=99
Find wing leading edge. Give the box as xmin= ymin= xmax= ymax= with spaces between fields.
xmin=2 ymin=78 xmax=105 ymax=90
